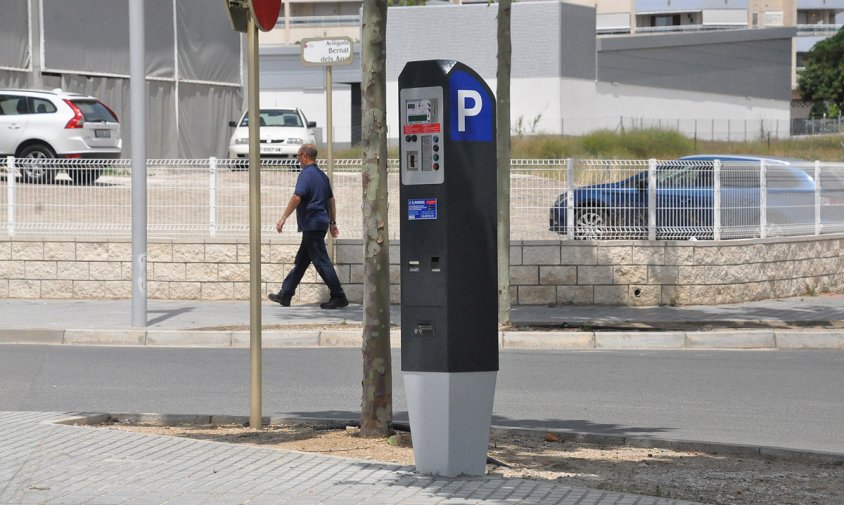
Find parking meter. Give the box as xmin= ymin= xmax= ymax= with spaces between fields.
xmin=399 ymin=60 xmax=498 ymax=476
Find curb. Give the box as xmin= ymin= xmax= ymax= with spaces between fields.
xmin=58 ymin=412 xmax=844 ymax=465
xmin=2 ymin=328 xmax=844 ymax=349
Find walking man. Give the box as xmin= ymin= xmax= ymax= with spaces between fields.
xmin=268 ymin=144 xmax=349 ymax=309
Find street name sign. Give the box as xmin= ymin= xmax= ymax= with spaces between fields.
xmin=301 ymin=37 xmax=354 ymax=66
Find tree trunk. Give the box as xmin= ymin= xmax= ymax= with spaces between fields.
xmin=359 ymin=0 xmax=392 ymax=438
xmin=497 ymin=0 xmax=512 ymax=326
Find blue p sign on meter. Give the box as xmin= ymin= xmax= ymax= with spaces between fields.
xmin=449 ymin=70 xmax=493 ymax=142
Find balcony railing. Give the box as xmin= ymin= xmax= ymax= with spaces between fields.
xmin=277 ymin=15 xmax=361 ymax=27
xmin=796 ymin=23 xmax=842 ymax=35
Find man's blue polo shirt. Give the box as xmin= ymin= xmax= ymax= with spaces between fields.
xmin=294 ymin=163 xmax=333 ymax=232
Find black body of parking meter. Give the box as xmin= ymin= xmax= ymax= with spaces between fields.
xmin=399 ymin=60 xmax=498 ymax=476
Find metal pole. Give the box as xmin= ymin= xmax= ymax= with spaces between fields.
xmin=30 ymin=0 xmax=43 ymax=90
xmin=129 ymin=0 xmax=147 ymax=327
xmin=209 ymin=157 xmax=217 ymax=237
xmin=325 ymin=65 xmax=335 ymax=261
xmin=7 ymin=157 xmax=15 ymax=237
xmin=247 ymin=13 xmax=263 ymax=430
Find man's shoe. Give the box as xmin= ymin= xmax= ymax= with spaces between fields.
xmin=320 ymin=296 xmax=349 ymax=309
xmin=268 ymin=292 xmax=291 ymax=306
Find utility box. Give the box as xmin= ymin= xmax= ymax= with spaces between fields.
xmin=399 ymin=60 xmax=498 ymax=477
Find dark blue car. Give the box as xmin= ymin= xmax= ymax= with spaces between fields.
xmin=549 ymin=155 xmax=817 ymax=240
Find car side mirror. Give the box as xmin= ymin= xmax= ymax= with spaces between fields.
xmin=228 ymin=120 xmax=237 ymax=128
xmin=307 ymin=121 xmax=317 ymax=128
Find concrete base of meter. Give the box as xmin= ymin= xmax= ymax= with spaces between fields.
xmin=403 ymin=371 xmax=497 ymax=477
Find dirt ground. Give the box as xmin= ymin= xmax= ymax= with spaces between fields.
xmin=101 ymin=421 xmax=843 ymax=505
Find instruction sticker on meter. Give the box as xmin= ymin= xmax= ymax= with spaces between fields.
xmin=408 ymin=198 xmax=438 ymax=220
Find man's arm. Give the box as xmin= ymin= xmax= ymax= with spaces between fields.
xmin=328 ymin=197 xmax=339 ymax=238
xmin=276 ymin=194 xmax=302 ymax=233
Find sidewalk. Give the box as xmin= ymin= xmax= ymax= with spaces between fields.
xmin=2 ymin=299 xmax=843 ymax=505
xmin=0 ymin=411 xmax=703 ymax=505
xmin=2 ymin=295 xmax=844 ymax=348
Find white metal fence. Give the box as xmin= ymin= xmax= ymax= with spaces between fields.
xmin=3 ymin=156 xmax=844 ymax=241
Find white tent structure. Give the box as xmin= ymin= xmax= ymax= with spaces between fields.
xmin=0 ymin=0 xmax=244 ymax=158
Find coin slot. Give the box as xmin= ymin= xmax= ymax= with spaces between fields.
xmin=407 ymin=151 xmax=419 ymax=171
xmin=431 ymin=256 xmax=440 ymax=272
xmin=414 ymin=322 xmax=435 ymax=335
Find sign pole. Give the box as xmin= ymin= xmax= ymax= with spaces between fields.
xmin=130 ymin=0 xmax=147 ymax=328
xmin=247 ymin=12 xmax=263 ymax=431
xmin=325 ymin=64 xmax=335 ymax=260
xmin=225 ymin=0 xmax=281 ymax=433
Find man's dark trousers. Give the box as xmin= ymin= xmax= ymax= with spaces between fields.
xmin=280 ymin=230 xmax=345 ymax=299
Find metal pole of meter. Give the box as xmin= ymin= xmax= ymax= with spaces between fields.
xmin=129 ymin=0 xmax=147 ymax=327
xmin=247 ymin=13 xmax=263 ymax=430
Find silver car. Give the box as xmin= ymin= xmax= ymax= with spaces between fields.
xmin=0 ymin=88 xmax=121 ymax=184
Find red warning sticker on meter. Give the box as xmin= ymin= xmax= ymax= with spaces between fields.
xmin=403 ymin=123 xmax=441 ymax=135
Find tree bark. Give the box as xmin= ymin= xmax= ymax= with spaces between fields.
xmin=359 ymin=0 xmax=392 ymax=438
xmin=497 ymin=0 xmax=512 ymax=326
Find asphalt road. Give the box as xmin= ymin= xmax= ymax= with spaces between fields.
xmin=1 ymin=345 xmax=841 ymax=454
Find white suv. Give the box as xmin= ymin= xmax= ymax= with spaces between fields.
xmin=0 ymin=88 xmax=121 ymax=184
xmin=227 ymin=107 xmax=316 ymax=163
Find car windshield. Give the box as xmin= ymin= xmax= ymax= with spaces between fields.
xmin=654 ymin=160 xmax=710 ymax=188
xmin=240 ymin=110 xmax=302 ymax=128
xmin=71 ymin=100 xmax=118 ymax=122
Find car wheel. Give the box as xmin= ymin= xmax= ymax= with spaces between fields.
xmin=69 ymin=168 xmax=102 ymax=185
xmin=18 ymin=144 xmax=57 ymax=184
xmin=574 ymin=208 xmax=610 ymax=240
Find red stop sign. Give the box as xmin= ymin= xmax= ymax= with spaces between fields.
xmin=249 ymin=0 xmax=281 ymax=32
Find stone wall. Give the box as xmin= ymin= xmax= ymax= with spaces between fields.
xmin=510 ymin=237 xmax=844 ymax=305
xmin=2 ymin=235 xmax=843 ymax=305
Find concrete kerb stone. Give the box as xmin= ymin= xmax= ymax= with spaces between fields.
xmin=145 ymin=330 xmax=233 ymax=347
xmin=63 ymin=329 xmax=146 ymax=346
xmin=316 ymin=329 xmax=402 ymax=347
xmin=4 ymin=327 xmax=844 ymax=349
xmin=501 ymin=331 xmax=595 ymax=349
xmin=0 ymin=328 xmax=64 ymax=344
xmin=773 ymin=330 xmax=844 ymax=349
xmin=595 ymin=331 xmax=686 ymax=349
xmin=233 ymin=330 xmax=320 ymax=347
xmin=685 ymin=330 xmax=776 ymax=349
xmin=318 ymin=329 xmax=363 ymax=347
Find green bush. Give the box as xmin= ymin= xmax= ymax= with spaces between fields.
xmin=334 ymin=128 xmax=844 ymax=161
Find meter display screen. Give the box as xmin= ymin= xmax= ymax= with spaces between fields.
xmin=406 ymin=98 xmax=438 ymax=124
xmin=400 ymin=86 xmax=444 ymax=185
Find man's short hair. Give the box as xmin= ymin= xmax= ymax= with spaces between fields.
xmin=300 ymin=144 xmax=318 ymax=160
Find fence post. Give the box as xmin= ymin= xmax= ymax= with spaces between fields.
xmin=815 ymin=160 xmax=822 ymax=236
xmin=759 ymin=160 xmax=767 ymax=239
xmin=6 ymin=156 xmax=14 ymax=237
xmin=565 ymin=158 xmax=574 ymax=240
xmin=209 ymin=157 xmax=217 ymax=237
xmin=713 ymin=159 xmax=721 ymax=241
xmin=647 ymin=158 xmax=656 ymax=241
